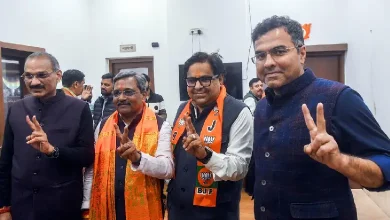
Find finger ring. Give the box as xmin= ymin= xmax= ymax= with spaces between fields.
xmin=191 ymin=134 xmax=196 ymax=139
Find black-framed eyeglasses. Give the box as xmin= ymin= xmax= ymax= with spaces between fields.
xmin=21 ymin=71 xmax=57 ymax=81
xmin=251 ymin=45 xmax=301 ymax=64
xmin=113 ymin=89 xmax=139 ymax=97
xmin=185 ymin=75 xmax=219 ymax=87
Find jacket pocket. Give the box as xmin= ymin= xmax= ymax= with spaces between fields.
xmin=290 ymin=201 xmax=339 ymax=219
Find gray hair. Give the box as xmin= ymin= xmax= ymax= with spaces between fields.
xmin=25 ymin=52 xmax=60 ymax=71
xmin=113 ymin=70 xmax=147 ymax=93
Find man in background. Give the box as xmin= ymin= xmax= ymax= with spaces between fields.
xmin=142 ymin=73 xmax=167 ymax=120
xmin=242 ymin=78 xmax=264 ymax=196
xmin=92 ymin=73 xmax=115 ymax=130
xmin=0 ymin=52 xmax=94 ymax=220
xmin=243 ymin=78 xmax=264 ymax=115
xmin=62 ymin=69 xmax=92 ymax=102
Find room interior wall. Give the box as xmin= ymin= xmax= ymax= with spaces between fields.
xmin=0 ymin=0 xmax=92 ymax=81
xmin=1 ymin=0 xmax=389 ymax=134
xmin=166 ymin=0 xmax=248 ymax=123
xmin=86 ymin=0 xmax=169 ymax=119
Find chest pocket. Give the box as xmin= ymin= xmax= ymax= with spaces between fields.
xmin=47 ymin=127 xmax=75 ymax=147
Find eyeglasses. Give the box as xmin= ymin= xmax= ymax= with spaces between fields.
xmin=113 ymin=89 xmax=138 ymax=97
xmin=251 ymin=46 xmax=301 ymax=64
xmin=21 ymin=71 xmax=56 ymax=81
xmin=185 ymin=75 xmax=219 ymax=87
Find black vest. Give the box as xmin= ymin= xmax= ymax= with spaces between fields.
xmin=167 ymin=95 xmax=246 ymax=220
xmin=243 ymin=91 xmax=260 ymax=103
xmin=92 ymin=96 xmax=116 ymax=129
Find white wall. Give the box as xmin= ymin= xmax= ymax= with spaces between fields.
xmin=244 ymin=0 xmax=390 ymax=134
xmin=166 ymin=0 xmax=249 ymax=124
xmin=0 ymin=0 xmax=91 ymax=77
xmin=2 ymin=0 xmax=390 ymax=134
xmin=87 ymin=0 xmax=169 ymax=118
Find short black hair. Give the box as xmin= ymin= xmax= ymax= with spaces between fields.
xmin=113 ymin=70 xmax=147 ymax=93
xmin=183 ymin=52 xmax=226 ymax=77
xmin=252 ymin=15 xmax=304 ymax=47
xmin=142 ymin=73 xmax=150 ymax=82
xmin=25 ymin=52 xmax=60 ymax=71
xmin=62 ymin=69 xmax=85 ymax=87
xmin=249 ymin=78 xmax=261 ymax=87
xmin=102 ymin=73 xmax=114 ymax=82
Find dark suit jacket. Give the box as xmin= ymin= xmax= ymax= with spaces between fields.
xmin=0 ymin=90 xmax=94 ymax=220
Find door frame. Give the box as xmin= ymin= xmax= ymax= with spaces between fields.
xmin=0 ymin=41 xmax=45 ymax=145
xmin=305 ymin=43 xmax=348 ymax=83
xmin=108 ymin=56 xmax=155 ymax=91
xmin=307 ymin=43 xmax=360 ymax=188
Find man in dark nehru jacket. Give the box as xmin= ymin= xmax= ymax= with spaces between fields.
xmin=0 ymin=52 xmax=94 ymax=220
xmin=251 ymin=15 xmax=390 ymax=220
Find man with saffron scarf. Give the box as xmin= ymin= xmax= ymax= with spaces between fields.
xmin=82 ymin=71 xmax=174 ymax=220
xmin=168 ymin=52 xmax=254 ymax=220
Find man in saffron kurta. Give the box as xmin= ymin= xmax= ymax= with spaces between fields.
xmin=82 ymin=71 xmax=173 ymax=220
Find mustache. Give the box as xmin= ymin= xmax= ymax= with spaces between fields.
xmin=117 ymin=101 xmax=131 ymax=106
xmin=29 ymin=85 xmax=45 ymax=89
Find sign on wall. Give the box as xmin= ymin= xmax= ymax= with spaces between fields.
xmin=120 ymin=44 xmax=136 ymax=52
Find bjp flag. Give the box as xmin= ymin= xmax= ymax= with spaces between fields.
xmin=302 ymin=23 xmax=312 ymax=40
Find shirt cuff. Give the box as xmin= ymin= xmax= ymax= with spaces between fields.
xmin=130 ymin=152 xmax=149 ymax=171
xmin=367 ymin=154 xmax=390 ymax=190
xmin=81 ymin=200 xmax=90 ymax=209
xmin=204 ymin=152 xmax=224 ymax=182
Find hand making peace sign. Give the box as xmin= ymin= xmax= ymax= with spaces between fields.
xmin=114 ymin=124 xmax=141 ymax=163
xmin=302 ymin=103 xmax=343 ymax=169
xmin=26 ymin=115 xmax=54 ymax=155
xmin=182 ymin=115 xmax=207 ymax=159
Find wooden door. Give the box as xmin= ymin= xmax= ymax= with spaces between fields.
xmin=304 ymin=44 xmax=347 ymax=83
xmin=109 ymin=57 xmax=155 ymax=91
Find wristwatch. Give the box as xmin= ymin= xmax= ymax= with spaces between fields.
xmin=132 ymin=151 xmax=142 ymax=166
xmin=47 ymin=147 xmax=59 ymax=158
xmin=198 ymin=147 xmax=213 ymax=164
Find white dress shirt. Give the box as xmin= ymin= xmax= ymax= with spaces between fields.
xmin=204 ymin=107 xmax=254 ymax=181
xmin=82 ymin=120 xmax=174 ymax=209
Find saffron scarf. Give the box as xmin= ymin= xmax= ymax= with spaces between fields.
xmin=171 ymin=86 xmax=226 ymax=207
xmin=90 ymin=104 xmax=163 ymax=220
xmin=62 ymin=87 xmax=76 ymax=97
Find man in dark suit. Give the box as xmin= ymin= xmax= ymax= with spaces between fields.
xmin=0 ymin=52 xmax=95 ymax=220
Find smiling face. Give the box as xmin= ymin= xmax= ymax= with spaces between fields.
xmin=186 ymin=62 xmax=222 ymax=108
xmin=113 ymin=76 xmax=145 ymax=117
xmin=23 ymin=56 xmax=62 ymax=99
xmin=254 ymin=27 xmax=306 ymax=89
